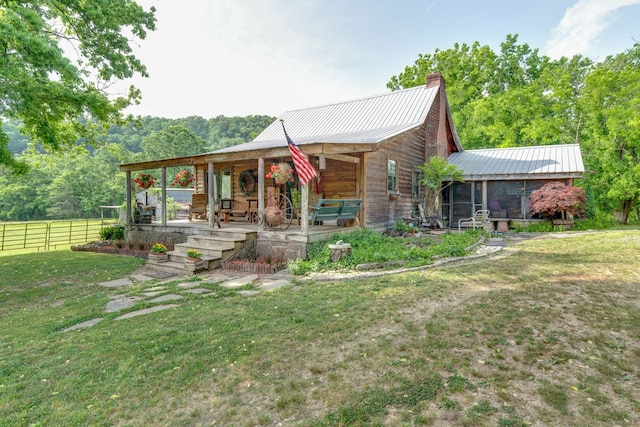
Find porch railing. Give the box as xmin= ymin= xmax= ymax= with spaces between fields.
xmin=0 ymin=220 xmax=105 ymax=252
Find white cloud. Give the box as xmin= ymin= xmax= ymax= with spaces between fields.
xmin=117 ymin=0 xmax=371 ymax=118
xmin=547 ymin=0 xmax=640 ymax=59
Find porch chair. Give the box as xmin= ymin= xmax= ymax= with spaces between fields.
xmin=188 ymin=194 xmax=208 ymax=221
xmin=415 ymin=204 xmax=445 ymax=229
xmin=458 ymin=209 xmax=491 ymax=232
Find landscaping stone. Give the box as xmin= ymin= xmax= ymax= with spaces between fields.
xmin=219 ymin=274 xmax=259 ymax=289
xmin=150 ymin=294 xmax=183 ymax=303
xmin=106 ymin=296 xmax=142 ymax=312
xmin=198 ymin=273 xmax=232 ymax=283
xmin=177 ymin=281 xmax=203 ymax=289
xmin=64 ymin=318 xmax=104 ymax=332
xmin=97 ymin=277 xmax=134 ymax=288
xmin=182 ymin=288 xmax=211 ymax=294
xmin=141 ymin=290 xmax=168 ymax=297
xmin=115 ymin=304 xmax=180 ymax=320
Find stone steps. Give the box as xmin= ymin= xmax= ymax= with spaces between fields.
xmin=145 ymin=228 xmax=257 ymax=274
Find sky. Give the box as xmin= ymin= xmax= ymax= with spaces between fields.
xmin=115 ymin=0 xmax=640 ymax=119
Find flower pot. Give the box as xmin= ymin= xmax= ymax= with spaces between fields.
xmin=148 ymin=252 xmax=168 ymax=263
xmin=185 ymin=257 xmax=205 ymax=272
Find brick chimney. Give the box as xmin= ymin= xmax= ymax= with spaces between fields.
xmin=426 ymin=72 xmax=445 ymax=89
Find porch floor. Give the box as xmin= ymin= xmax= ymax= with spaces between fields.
xmin=139 ymin=218 xmax=353 ymax=243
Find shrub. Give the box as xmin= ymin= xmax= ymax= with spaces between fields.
xmin=529 ymin=182 xmax=586 ymax=220
xmin=99 ymin=225 xmax=124 ymax=241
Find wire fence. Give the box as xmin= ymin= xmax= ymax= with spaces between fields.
xmin=0 ymin=220 xmax=110 ymax=252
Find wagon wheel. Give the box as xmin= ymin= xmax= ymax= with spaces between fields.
xmin=263 ymin=194 xmax=294 ymax=230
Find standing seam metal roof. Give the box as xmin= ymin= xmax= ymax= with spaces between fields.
xmin=447 ymin=144 xmax=584 ymax=178
xmin=213 ymin=85 xmax=438 ymax=154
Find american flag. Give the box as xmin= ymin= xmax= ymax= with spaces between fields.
xmin=281 ymin=120 xmax=317 ymax=186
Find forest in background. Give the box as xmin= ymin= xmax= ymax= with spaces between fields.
xmin=0 ymin=115 xmax=273 ymax=221
xmin=1 ymin=35 xmax=639 ymax=223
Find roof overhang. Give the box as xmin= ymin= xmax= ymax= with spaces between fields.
xmin=119 ymin=142 xmax=375 ymax=172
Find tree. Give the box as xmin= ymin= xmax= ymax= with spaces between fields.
xmin=140 ymin=125 xmax=207 ymax=160
xmin=579 ymin=44 xmax=640 ymax=223
xmin=529 ymin=181 xmax=586 ymax=221
xmin=418 ymin=156 xmax=464 ymax=217
xmin=0 ymin=1 xmax=156 ymax=173
xmin=388 ymin=34 xmax=591 ymax=149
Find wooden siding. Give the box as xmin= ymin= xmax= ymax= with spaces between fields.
xmin=364 ymin=125 xmax=428 ymax=230
xmin=318 ymin=158 xmax=359 ymax=199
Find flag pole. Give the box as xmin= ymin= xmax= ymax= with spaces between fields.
xmin=280 ymin=119 xmax=312 ymax=235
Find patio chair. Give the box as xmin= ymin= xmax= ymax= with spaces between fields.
xmin=188 ymin=194 xmax=208 ymax=221
xmin=458 ymin=209 xmax=491 ymax=232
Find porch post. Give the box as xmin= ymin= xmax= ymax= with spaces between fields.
xmin=258 ymin=157 xmax=265 ymax=230
xmin=301 ymin=183 xmax=309 ymax=235
xmin=161 ymin=167 xmax=167 ymax=226
xmin=208 ymin=162 xmax=215 ymax=228
xmin=126 ymin=171 xmax=132 ymax=225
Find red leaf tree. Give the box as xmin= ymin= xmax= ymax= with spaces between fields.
xmin=529 ymin=181 xmax=586 ymax=220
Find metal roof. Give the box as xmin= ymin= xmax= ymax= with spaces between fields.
xmin=447 ymin=144 xmax=584 ymax=180
xmin=213 ymin=85 xmax=439 ymax=154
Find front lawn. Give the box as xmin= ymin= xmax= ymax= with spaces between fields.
xmin=1 ymin=231 xmax=639 ymax=426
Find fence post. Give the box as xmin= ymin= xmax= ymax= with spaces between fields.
xmin=45 ymin=223 xmax=50 ymax=251
xmin=23 ymin=223 xmax=28 ymax=249
xmin=1 ymin=224 xmax=4 ymax=251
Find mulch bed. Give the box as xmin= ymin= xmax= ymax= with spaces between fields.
xmin=71 ymin=240 xmax=172 ymax=259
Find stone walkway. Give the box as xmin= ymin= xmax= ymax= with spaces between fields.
xmin=63 ymin=269 xmax=295 ymax=332
xmin=63 ymin=234 xmax=532 ymax=332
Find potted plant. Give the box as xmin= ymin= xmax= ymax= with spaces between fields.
xmin=185 ymin=248 xmax=205 ymax=272
xmin=148 ymin=243 xmax=168 ymax=262
xmin=134 ymin=172 xmax=156 ymax=189
xmin=171 ymin=170 xmax=195 ymax=187
xmin=265 ymin=163 xmax=294 ymax=184
xmin=529 ymin=181 xmax=586 ymax=228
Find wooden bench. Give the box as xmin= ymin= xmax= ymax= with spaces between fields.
xmin=309 ymin=199 xmax=362 ymax=225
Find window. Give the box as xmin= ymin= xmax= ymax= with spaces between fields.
xmin=412 ymin=168 xmax=423 ymax=200
xmin=387 ymin=159 xmax=397 ymax=192
xmin=214 ymin=171 xmax=231 ymax=200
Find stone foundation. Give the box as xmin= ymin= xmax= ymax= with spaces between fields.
xmin=256 ymin=230 xmax=308 ymax=260
xmin=125 ymin=224 xmax=192 ymax=246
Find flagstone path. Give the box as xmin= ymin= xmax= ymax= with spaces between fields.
xmin=63 ymin=270 xmax=295 ymax=332
xmin=63 ymin=234 xmax=528 ymax=332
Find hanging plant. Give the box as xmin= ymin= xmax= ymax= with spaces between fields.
xmin=171 ymin=170 xmax=195 ymax=187
xmin=265 ymin=163 xmax=294 ymax=184
xmin=134 ymin=173 xmax=156 ymax=189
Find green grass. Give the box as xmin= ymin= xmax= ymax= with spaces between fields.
xmin=1 ymin=231 xmax=639 ymax=425
xmin=0 ymin=219 xmax=105 ymax=252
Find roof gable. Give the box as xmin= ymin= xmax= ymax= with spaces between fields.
xmin=214 ymin=85 xmax=441 ymax=153
xmin=447 ymin=144 xmax=584 ymax=180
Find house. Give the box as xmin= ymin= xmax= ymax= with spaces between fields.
xmin=119 ymin=72 xmax=584 ymax=264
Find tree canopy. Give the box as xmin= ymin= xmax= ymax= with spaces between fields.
xmin=388 ymin=34 xmax=593 ymax=149
xmin=0 ymin=0 xmax=156 ymax=173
